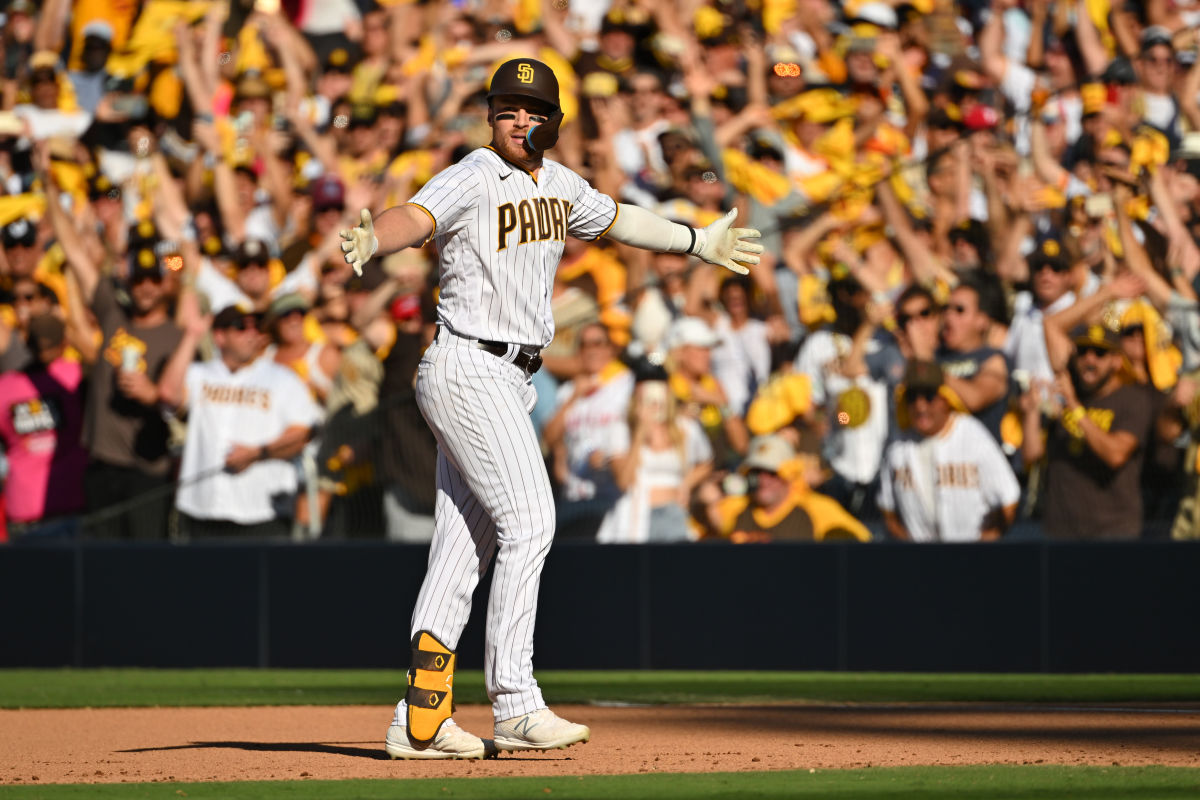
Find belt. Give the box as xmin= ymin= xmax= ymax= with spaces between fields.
xmin=437 ymin=326 xmax=543 ymax=374
xmin=477 ymin=340 xmax=543 ymax=374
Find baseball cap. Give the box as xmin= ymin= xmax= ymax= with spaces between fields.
xmin=1141 ymin=26 xmax=1174 ymax=53
xmin=348 ymin=102 xmax=378 ymax=128
xmin=667 ymin=316 xmax=720 ymax=349
xmin=8 ymin=0 xmax=35 ymax=15
xmin=3 ymin=218 xmax=36 ymax=247
xmin=29 ymin=51 xmax=61 ymax=73
xmin=310 ymin=174 xmax=345 ymax=212
xmin=904 ymin=359 xmax=945 ymax=395
xmin=81 ymin=19 xmax=114 ymax=42
xmin=849 ymin=2 xmax=898 ymax=29
xmin=234 ymin=71 xmax=272 ymax=101
xmin=1027 ymin=234 xmax=1071 ymax=273
xmin=1101 ymin=56 xmax=1138 ymax=86
xmin=742 ymin=434 xmax=796 ymax=474
xmin=128 ymin=247 xmax=164 ymax=282
xmin=265 ymin=292 xmax=310 ymax=325
xmin=1071 ymin=323 xmax=1119 ymax=352
xmin=26 ymin=313 xmax=65 ymax=351
xmin=233 ymin=239 xmax=270 ymax=267
xmin=212 ymin=305 xmax=260 ymax=330
xmin=88 ymin=172 xmax=121 ymax=200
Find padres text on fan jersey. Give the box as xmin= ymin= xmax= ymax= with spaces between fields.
xmin=406 ymin=147 xmax=617 ymax=348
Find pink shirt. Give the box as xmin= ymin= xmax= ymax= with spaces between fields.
xmin=0 ymin=359 xmax=86 ymax=523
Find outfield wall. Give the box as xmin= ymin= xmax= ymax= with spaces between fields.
xmin=3 ymin=541 xmax=1198 ymax=672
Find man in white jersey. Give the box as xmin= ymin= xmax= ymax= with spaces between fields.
xmin=158 ymin=306 xmax=322 ymax=538
xmin=878 ymin=360 xmax=1020 ymax=543
xmin=339 ymin=57 xmax=763 ymax=760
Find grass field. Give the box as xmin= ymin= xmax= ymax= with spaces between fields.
xmin=1 ymin=767 xmax=1199 ymax=800
xmin=2 ymin=670 xmax=1198 ymax=799
xmin=3 ymin=668 xmax=1200 ymax=709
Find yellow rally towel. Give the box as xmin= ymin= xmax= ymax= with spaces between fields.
xmin=1121 ymin=299 xmax=1181 ymax=392
xmin=106 ymin=0 xmax=209 ymax=78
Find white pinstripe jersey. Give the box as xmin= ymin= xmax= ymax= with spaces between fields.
xmin=407 ymin=147 xmax=618 ymax=348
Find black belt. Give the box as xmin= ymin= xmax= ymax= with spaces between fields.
xmin=476 ymin=339 xmax=543 ymax=374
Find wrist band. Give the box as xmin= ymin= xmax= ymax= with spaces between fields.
xmin=686 ymin=227 xmax=697 ymax=255
xmin=259 ymin=445 xmax=270 ymax=460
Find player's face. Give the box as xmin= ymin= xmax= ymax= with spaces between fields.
xmin=489 ymin=95 xmax=554 ymax=167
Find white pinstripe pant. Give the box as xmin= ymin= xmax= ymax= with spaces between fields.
xmin=403 ymin=332 xmax=554 ymax=722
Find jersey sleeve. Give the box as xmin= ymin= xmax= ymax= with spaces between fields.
xmin=407 ymin=162 xmax=480 ymax=236
xmin=974 ymin=427 xmax=1021 ymax=510
xmin=561 ymin=168 xmax=618 ymax=241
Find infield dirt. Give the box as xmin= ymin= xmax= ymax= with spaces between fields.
xmin=3 ymin=704 xmax=1199 ymax=785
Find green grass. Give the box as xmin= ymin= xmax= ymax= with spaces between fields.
xmin=2 ymin=669 xmax=1200 ymax=709
xmin=1 ymin=767 xmax=1198 ymax=799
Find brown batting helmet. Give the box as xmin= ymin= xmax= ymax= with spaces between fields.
xmin=487 ymin=58 xmax=560 ymax=110
xmin=488 ymin=58 xmax=563 ymax=151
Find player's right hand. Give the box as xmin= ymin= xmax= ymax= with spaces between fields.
xmin=694 ymin=208 xmax=763 ymax=275
xmin=340 ymin=208 xmax=379 ymax=276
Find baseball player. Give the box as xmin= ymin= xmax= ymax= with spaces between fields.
xmin=339 ymin=57 xmax=762 ymax=760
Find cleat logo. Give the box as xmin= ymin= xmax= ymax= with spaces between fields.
xmin=517 ymin=64 xmax=535 ymax=83
xmin=513 ymin=715 xmax=539 ymax=737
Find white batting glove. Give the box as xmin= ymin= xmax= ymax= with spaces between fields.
xmin=691 ymin=208 xmax=763 ymax=275
xmin=339 ymin=208 xmax=379 ymax=276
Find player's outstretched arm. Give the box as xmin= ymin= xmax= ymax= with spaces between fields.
xmin=339 ymin=204 xmax=435 ymax=275
xmin=603 ymin=204 xmax=763 ymax=275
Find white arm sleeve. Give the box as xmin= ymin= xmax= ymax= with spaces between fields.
xmin=604 ymin=203 xmax=700 ymax=255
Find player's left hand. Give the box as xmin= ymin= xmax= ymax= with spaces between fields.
xmin=694 ymin=208 xmax=763 ymax=275
xmin=339 ymin=208 xmax=378 ymax=276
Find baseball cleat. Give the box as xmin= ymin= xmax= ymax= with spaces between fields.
xmin=493 ymin=708 xmax=590 ymax=752
xmin=385 ymin=718 xmax=489 ymax=760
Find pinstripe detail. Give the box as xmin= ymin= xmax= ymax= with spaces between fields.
xmin=405 ymin=202 xmax=438 ymax=242
xmin=596 ymin=202 xmax=621 ymax=239
xmin=398 ymin=145 xmax=614 ymax=726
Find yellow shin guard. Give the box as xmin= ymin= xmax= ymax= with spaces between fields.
xmin=405 ymin=630 xmax=455 ymax=743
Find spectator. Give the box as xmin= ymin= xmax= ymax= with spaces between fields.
xmin=666 ymin=316 xmax=750 ymax=469
xmin=1022 ymin=325 xmax=1158 ymax=540
xmin=597 ymin=362 xmax=712 ymax=543
xmin=543 ymin=322 xmax=634 ymax=539
xmin=158 ymin=306 xmax=321 ymax=538
xmin=705 ymin=433 xmax=870 ymax=543
xmin=879 ymin=360 xmax=1020 ymax=542
xmin=46 ymin=168 xmax=183 ymax=540
xmin=938 ymin=275 xmax=1011 ymax=444
xmin=265 ymin=293 xmax=339 ymax=403
xmin=0 ymin=314 xmax=86 ymax=536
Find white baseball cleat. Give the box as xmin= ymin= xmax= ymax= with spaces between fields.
xmin=493 ymin=708 xmax=590 ymax=752
xmin=385 ymin=718 xmax=488 ymax=760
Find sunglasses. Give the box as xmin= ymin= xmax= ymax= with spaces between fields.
xmin=217 ymin=318 xmax=258 ymax=332
xmin=897 ymin=306 xmax=936 ymax=327
xmin=1142 ymin=55 xmax=1173 ymax=66
xmin=946 ymin=303 xmax=971 ymax=315
xmin=130 ymin=274 xmax=163 ymax=286
xmin=908 ymin=388 xmax=941 ymax=403
xmin=1075 ymin=344 xmax=1111 ymax=358
xmin=1034 ymin=260 xmax=1071 ymax=274
xmin=579 ymin=338 xmax=608 ymax=348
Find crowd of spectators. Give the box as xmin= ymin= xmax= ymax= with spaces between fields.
xmin=4 ymin=0 xmax=1200 ymax=544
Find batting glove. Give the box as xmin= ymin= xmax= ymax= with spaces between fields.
xmin=340 ymin=208 xmax=379 ymax=276
xmin=692 ymin=208 xmax=763 ymax=275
